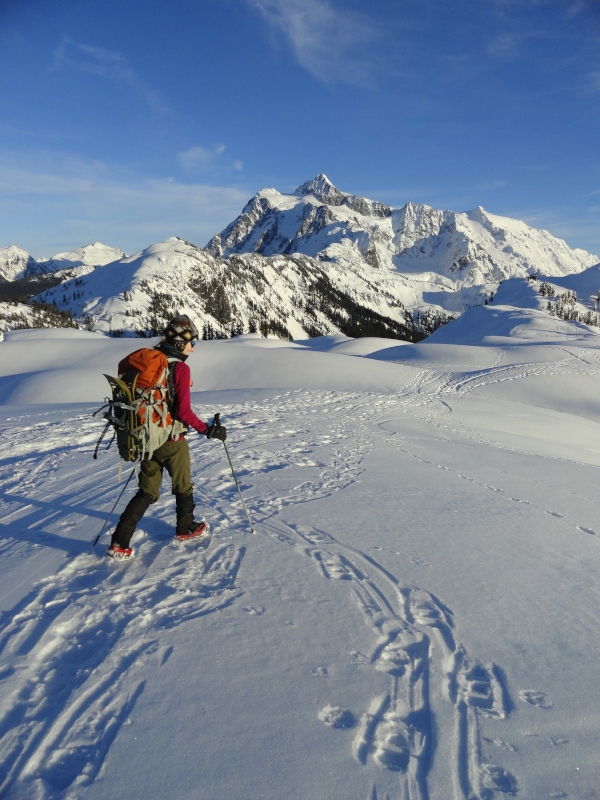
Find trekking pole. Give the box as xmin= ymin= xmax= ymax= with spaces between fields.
xmin=92 ymin=464 xmax=137 ymax=547
xmin=212 ymin=413 xmax=256 ymax=534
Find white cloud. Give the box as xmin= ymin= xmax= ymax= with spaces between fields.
xmin=247 ymin=0 xmax=383 ymax=85
xmin=53 ymin=37 xmax=168 ymax=114
xmin=0 ymin=152 xmax=248 ymax=256
xmin=178 ymin=144 xmax=228 ymax=172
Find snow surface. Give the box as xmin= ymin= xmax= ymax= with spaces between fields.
xmin=38 ymin=244 xmax=126 ymax=272
xmin=1 ymin=280 xmax=600 ymax=798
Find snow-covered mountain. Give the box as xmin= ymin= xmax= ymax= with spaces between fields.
xmin=39 ymin=242 xmax=125 ymax=272
xmin=38 ymin=238 xmax=420 ymax=341
xmin=5 ymin=175 xmax=600 ymax=341
xmin=0 ymin=245 xmax=49 ymax=281
xmin=0 ymin=243 xmax=125 ymax=284
xmin=207 ymin=174 xmax=598 ymax=291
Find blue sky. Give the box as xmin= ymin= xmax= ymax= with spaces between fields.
xmin=1 ymin=0 xmax=599 ymax=259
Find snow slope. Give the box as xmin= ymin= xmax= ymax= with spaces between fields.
xmin=39 ymin=243 xmax=125 ymax=272
xmin=36 ymin=237 xmax=419 ymax=342
xmin=1 ymin=288 xmax=600 ymax=799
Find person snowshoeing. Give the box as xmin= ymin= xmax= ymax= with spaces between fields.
xmin=107 ymin=314 xmax=226 ymax=560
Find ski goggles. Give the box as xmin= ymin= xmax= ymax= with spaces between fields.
xmin=182 ymin=330 xmax=198 ymax=344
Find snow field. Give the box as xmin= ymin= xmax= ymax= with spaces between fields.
xmin=1 ymin=302 xmax=600 ymax=798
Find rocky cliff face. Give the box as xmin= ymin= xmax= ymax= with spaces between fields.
xmin=206 ymin=174 xmax=598 ymax=293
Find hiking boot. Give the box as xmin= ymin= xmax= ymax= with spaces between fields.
xmin=175 ymin=521 xmax=209 ymax=541
xmin=175 ymin=491 xmax=196 ymax=533
xmin=112 ymin=491 xmax=152 ymax=550
xmin=107 ymin=543 xmax=133 ymax=560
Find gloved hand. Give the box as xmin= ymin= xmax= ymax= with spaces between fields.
xmin=205 ymin=422 xmax=227 ymax=441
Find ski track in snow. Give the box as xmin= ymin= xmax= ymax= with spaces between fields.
xmin=0 ymin=413 xmax=246 ymax=799
xmin=0 ymin=361 xmax=586 ymax=798
xmin=198 ymin=388 xmax=527 ymax=799
xmin=0 ymin=534 xmax=244 ymax=800
xmin=381 ymin=346 xmax=600 ymax=543
xmin=258 ymin=519 xmax=516 ymax=800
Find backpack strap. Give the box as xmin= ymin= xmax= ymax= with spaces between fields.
xmin=165 ymin=358 xmax=178 ymax=413
xmin=165 ymin=358 xmax=188 ymax=439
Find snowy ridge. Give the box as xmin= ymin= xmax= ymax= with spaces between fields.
xmin=3 ymin=175 xmax=599 ymax=341
xmin=0 ymin=244 xmax=124 ymax=284
xmin=39 ymin=243 xmax=125 ymax=272
xmin=206 ymin=174 xmax=598 ymax=292
xmin=37 ymin=237 xmax=419 ymax=341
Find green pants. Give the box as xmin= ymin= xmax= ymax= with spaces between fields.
xmin=138 ymin=438 xmax=193 ymax=503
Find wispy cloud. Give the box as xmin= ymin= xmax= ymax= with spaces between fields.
xmin=247 ymin=0 xmax=384 ymax=85
xmin=178 ymin=144 xmax=243 ymax=174
xmin=566 ymin=0 xmax=600 ymax=22
xmin=179 ymin=145 xmax=226 ymax=172
xmin=487 ymin=32 xmax=521 ymax=58
xmin=53 ymin=37 xmax=168 ymax=114
xmin=0 ymin=151 xmax=248 ymax=256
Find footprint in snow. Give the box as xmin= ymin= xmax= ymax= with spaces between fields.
xmin=409 ymin=589 xmax=444 ymax=626
xmin=243 ymin=606 xmax=265 ymax=615
xmin=480 ymin=763 xmax=518 ymax=795
xmin=458 ymin=662 xmax=508 ymax=719
xmin=319 ymin=705 xmax=355 ymax=729
xmin=519 ymin=689 xmax=552 ymax=709
xmin=483 ymin=737 xmax=517 ymax=753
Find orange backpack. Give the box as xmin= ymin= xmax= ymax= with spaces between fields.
xmin=99 ymin=348 xmax=174 ymax=464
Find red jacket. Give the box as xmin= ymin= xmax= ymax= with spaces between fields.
xmin=171 ymin=360 xmax=207 ymax=436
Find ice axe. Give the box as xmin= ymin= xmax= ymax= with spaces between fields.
xmin=211 ymin=412 xmax=255 ymax=534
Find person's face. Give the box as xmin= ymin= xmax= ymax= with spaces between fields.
xmin=182 ymin=339 xmax=195 ymax=355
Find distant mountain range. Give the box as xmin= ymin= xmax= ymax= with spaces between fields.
xmin=1 ymin=175 xmax=598 ymax=341
xmin=0 ymin=243 xmax=125 ymax=282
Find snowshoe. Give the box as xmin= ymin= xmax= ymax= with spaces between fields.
xmin=107 ymin=543 xmax=133 ymax=560
xmin=175 ymin=520 xmax=210 ymax=541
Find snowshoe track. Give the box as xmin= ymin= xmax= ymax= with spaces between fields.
xmin=0 ymin=539 xmax=245 ymax=799
xmin=261 ymin=520 xmax=517 ymax=800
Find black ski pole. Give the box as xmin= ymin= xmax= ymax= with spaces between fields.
xmin=212 ymin=413 xmax=255 ymax=534
xmin=92 ymin=464 xmax=137 ymax=547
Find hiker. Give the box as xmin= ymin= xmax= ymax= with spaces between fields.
xmin=107 ymin=314 xmax=226 ymax=559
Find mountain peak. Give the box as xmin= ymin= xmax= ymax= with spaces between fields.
xmin=294 ymin=174 xmax=344 ymax=203
xmin=0 ymin=244 xmax=48 ymax=281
